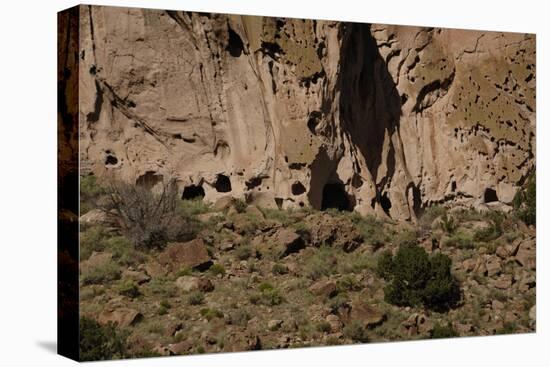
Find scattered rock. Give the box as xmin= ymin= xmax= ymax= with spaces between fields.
xmin=80 ymin=251 xmax=113 ymax=274
xmin=515 ymin=239 xmax=535 ymax=270
xmin=268 ymin=319 xmax=284 ymax=331
xmin=140 ymin=261 xmax=167 ymax=278
xmin=167 ymin=341 xmax=193 ymax=355
xmin=158 ymin=238 xmax=212 ymax=271
xmin=349 ymin=302 xmax=386 ymax=329
xmin=325 ymin=314 xmax=343 ymax=333
xmin=273 ymin=228 xmax=306 ymax=257
xmin=98 ymin=308 xmax=142 ymax=327
xmin=175 ymin=276 xmax=200 ymax=292
xmin=486 ymin=257 xmax=502 ymax=277
xmin=309 ymin=280 xmax=338 ymax=298
xmin=79 ymin=209 xmax=111 ymax=226
xmin=307 ymin=214 xmax=362 ymax=252
xmin=494 ymin=275 xmax=513 ymax=290
xmin=122 ymin=269 xmax=150 ymax=284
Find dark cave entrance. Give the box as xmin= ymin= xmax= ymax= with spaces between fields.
xmin=291 ymin=181 xmax=306 ymax=196
xmin=321 ymin=183 xmax=352 ymax=211
xmin=182 ymin=185 xmax=205 ymax=200
xmin=214 ymin=174 xmax=232 ymax=193
xmin=380 ymin=192 xmax=392 ymax=216
xmin=226 ymin=26 xmax=244 ymax=57
xmin=484 ymin=188 xmax=499 ymax=203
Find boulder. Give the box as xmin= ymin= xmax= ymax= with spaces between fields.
xmin=79 ymin=209 xmax=111 ymax=226
xmin=175 ymin=276 xmax=200 ymax=292
xmin=98 ymin=308 xmax=142 ymax=327
xmin=140 ymin=261 xmax=167 ymax=278
xmin=485 ymin=257 xmax=502 ymax=277
xmin=122 ymin=269 xmax=150 ymax=284
xmin=307 ymin=214 xmax=362 ymax=252
xmin=158 ymin=239 xmax=212 ymax=272
xmin=267 ymin=319 xmax=284 ymax=331
xmin=515 ymin=239 xmax=536 ymax=270
xmin=349 ymin=302 xmax=386 ymax=329
xmin=272 ymin=228 xmax=306 ymax=258
xmin=80 ymin=251 xmax=113 ymax=274
xmin=309 ymin=280 xmax=338 ymax=298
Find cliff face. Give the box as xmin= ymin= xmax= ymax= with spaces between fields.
xmin=77 ymin=5 xmax=535 ymax=220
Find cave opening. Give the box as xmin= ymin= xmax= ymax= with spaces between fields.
xmin=380 ymin=192 xmax=392 ymax=216
xmin=226 ymin=26 xmax=244 ymax=57
xmin=136 ymin=171 xmax=163 ymax=190
xmin=484 ymin=188 xmax=499 ymax=203
xmin=214 ymin=174 xmax=232 ymax=193
xmin=291 ymin=181 xmax=306 ymax=196
xmin=321 ymin=183 xmax=352 ymax=211
xmin=182 ymin=185 xmax=205 ymax=200
xmin=105 ymin=154 xmax=118 ymax=166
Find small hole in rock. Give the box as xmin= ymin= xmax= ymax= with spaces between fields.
xmin=291 ymin=181 xmax=306 ymax=196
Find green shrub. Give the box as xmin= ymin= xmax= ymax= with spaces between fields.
xmin=175 ymin=266 xmax=193 ymax=277
xmin=81 ymin=260 xmax=121 ymax=285
xmin=228 ymin=309 xmax=250 ymax=326
xmin=117 ymin=280 xmax=140 ymax=298
xmin=187 ymin=291 xmax=205 ymax=305
xmin=80 ymin=226 xmax=110 ymax=261
xmin=473 ymin=212 xmax=503 ymax=242
xmin=233 ymin=198 xmax=248 ymax=213
xmin=80 ymin=175 xmax=108 ymax=214
xmin=177 ymin=198 xmax=210 ymax=216
xmin=157 ymin=305 xmax=169 ymax=315
xmin=200 ymin=308 xmax=224 ymax=321
xmin=336 ymin=274 xmax=361 ymax=292
xmin=431 ymin=322 xmax=458 ymax=339
xmin=209 ymin=263 xmax=226 ymax=276
xmin=235 ymin=246 xmax=252 ymax=260
xmin=439 ymin=213 xmax=458 ymax=234
xmin=513 ymin=172 xmax=535 ymax=226
xmin=353 ymin=215 xmax=388 ymax=247
xmin=272 ymin=263 xmax=289 ymax=275
xmin=496 ymin=322 xmax=518 ymax=335
xmin=79 ymin=317 xmax=127 ymax=361
xmin=250 ymin=283 xmax=284 ymax=306
xmin=419 ymin=205 xmax=447 ymax=229
xmin=316 ymin=321 xmax=332 ymax=333
xmin=304 ymin=246 xmax=337 ymax=280
xmin=443 ymin=230 xmax=475 ymax=249
xmin=376 ymin=250 xmax=394 ymax=280
xmin=382 ymin=244 xmax=460 ymax=311
xmin=343 ymin=321 xmax=369 ymax=343
xmin=260 ymin=207 xmax=294 ymax=225
xmin=327 ymin=293 xmax=350 ymax=314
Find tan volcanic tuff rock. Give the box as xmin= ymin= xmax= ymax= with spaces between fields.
xmin=76 ymin=5 xmax=535 ymax=220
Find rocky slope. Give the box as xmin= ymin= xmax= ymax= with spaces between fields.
xmin=79 ymin=199 xmax=536 ymax=357
xmin=77 ymin=5 xmax=535 ymax=220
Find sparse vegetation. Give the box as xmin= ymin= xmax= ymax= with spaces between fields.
xmin=187 ymin=291 xmax=205 ymax=305
xmin=513 ymin=172 xmax=536 ymax=226
xmin=431 ymin=322 xmax=458 ymax=339
xmin=79 ymin=317 xmax=127 ymax=361
xmin=343 ymin=321 xmax=369 ymax=343
xmin=104 ymin=179 xmax=202 ymax=249
xmin=117 ymin=280 xmax=140 ymax=298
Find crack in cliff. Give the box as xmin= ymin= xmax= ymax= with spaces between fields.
xmin=96 ymin=78 xmax=170 ymax=149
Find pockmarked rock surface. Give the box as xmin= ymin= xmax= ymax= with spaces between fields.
xmin=76 ymin=5 xmax=535 ymax=221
